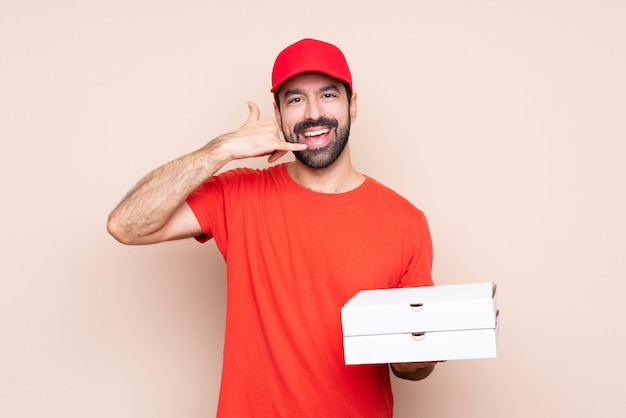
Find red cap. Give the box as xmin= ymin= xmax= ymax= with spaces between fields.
xmin=271 ymin=38 xmax=352 ymax=93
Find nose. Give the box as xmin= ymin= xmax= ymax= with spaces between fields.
xmin=304 ymin=98 xmax=323 ymax=120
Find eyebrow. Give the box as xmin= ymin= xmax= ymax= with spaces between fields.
xmin=283 ymin=84 xmax=341 ymax=99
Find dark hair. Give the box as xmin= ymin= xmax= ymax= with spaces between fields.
xmin=274 ymin=81 xmax=352 ymax=110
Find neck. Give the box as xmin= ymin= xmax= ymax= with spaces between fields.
xmin=287 ymin=145 xmax=365 ymax=193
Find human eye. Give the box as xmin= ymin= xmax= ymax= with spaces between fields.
xmin=320 ymin=86 xmax=340 ymax=100
xmin=287 ymin=96 xmax=303 ymax=105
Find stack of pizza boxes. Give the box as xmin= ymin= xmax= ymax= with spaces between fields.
xmin=341 ymin=282 xmax=499 ymax=365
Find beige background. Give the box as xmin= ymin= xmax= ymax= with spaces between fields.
xmin=1 ymin=0 xmax=625 ymax=417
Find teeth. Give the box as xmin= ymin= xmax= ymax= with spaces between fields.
xmin=303 ymin=128 xmax=330 ymax=137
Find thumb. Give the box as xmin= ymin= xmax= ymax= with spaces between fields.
xmin=244 ymin=101 xmax=260 ymax=124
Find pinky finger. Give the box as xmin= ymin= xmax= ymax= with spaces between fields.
xmin=268 ymin=150 xmax=288 ymax=163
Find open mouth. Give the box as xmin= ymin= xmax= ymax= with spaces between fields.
xmin=303 ymin=128 xmax=331 ymax=137
xmin=299 ymin=127 xmax=333 ymax=148
xmin=295 ymin=117 xmax=338 ymax=149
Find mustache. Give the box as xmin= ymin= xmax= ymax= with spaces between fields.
xmin=294 ymin=117 xmax=338 ymax=135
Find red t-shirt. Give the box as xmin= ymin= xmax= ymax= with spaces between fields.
xmin=187 ymin=163 xmax=433 ymax=417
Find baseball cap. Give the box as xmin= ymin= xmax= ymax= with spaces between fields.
xmin=271 ymin=38 xmax=352 ymax=93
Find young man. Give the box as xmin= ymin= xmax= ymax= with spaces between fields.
xmin=108 ymin=38 xmax=437 ymax=417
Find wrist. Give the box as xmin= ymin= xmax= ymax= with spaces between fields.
xmin=196 ymin=136 xmax=233 ymax=173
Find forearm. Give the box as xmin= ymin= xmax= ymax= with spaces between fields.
xmin=107 ymin=139 xmax=229 ymax=244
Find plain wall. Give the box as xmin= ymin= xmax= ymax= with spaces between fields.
xmin=1 ymin=1 xmax=625 ymax=417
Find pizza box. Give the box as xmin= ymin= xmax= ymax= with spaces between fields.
xmin=341 ymin=282 xmax=499 ymax=364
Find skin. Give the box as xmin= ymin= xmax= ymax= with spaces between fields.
xmin=106 ymin=102 xmax=306 ymax=244
xmin=274 ymin=72 xmax=363 ymax=193
xmin=107 ymin=72 xmax=438 ymax=380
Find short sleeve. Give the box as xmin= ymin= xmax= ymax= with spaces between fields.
xmin=397 ymin=211 xmax=434 ymax=288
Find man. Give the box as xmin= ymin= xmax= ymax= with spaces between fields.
xmin=108 ymin=38 xmax=437 ymax=417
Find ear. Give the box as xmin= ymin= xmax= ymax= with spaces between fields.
xmin=349 ymin=92 xmax=358 ymax=123
xmin=273 ymin=101 xmax=282 ymax=127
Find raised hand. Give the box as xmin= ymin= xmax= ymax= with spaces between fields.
xmin=216 ymin=102 xmax=306 ymax=163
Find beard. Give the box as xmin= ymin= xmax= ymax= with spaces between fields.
xmin=283 ymin=116 xmax=351 ymax=169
